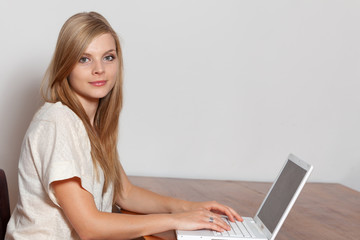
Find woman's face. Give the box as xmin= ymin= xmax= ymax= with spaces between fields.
xmin=68 ymin=33 xmax=118 ymax=108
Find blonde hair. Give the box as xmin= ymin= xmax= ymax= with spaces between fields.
xmin=41 ymin=12 xmax=123 ymax=200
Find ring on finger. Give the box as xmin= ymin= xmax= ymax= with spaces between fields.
xmin=209 ymin=216 xmax=214 ymax=223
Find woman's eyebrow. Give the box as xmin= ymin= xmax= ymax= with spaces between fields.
xmin=82 ymin=49 xmax=116 ymax=56
xmin=106 ymin=49 xmax=116 ymax=53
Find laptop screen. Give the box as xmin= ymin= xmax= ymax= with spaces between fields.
xmin=257 ymin=159 xmax=307 ymax=233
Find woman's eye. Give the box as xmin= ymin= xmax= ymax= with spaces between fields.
xmin=104 ymin=55 xmax=115 ymax=61
xmin=79 ymin=57 xmax=90 ymax=63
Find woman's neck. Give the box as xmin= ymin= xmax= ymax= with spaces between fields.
xmin=80 ymin=99 xmax=99 ymax=126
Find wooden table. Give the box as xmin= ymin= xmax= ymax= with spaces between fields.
xmin=127 ymin=176 xmax=360 ymax=240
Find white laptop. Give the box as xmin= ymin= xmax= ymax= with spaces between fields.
xmin=176 ymin=154 xmax=313 ymax=240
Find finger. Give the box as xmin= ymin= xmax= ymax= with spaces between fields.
xmin=207 ymin=214 xmax=230 ymax=231
xmin=203 ymin=202 xmax=243 ymax=223
xmin=224 ymin=206 xmax=243 ymax=222
xmin=218 ymin=206 xmax=242 ymax=222
xmin=228 ymin=207 xmax=243 ymax=222
xmin=207 ymin=222 xmax=227 ymax=233
xmin=210 ymin=204 xmax=236 ymax=222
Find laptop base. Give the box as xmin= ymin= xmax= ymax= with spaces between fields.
xmin=176 ymin=217 xmax=267 ymax=240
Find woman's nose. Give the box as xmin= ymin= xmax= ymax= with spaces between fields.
xmin=92 ymin=60 xmax=105 ymax=75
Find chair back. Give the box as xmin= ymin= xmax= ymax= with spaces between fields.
xmin=0 ymin=169 xmax=10 ymax=240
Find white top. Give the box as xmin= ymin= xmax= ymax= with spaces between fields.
xmin=6 ymin=102 xmax=114 ymax=240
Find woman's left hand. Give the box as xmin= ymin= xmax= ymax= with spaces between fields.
xmin=184 ymin=201 xmax=243 ymax=223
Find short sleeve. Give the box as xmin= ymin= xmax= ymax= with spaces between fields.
xmin=28 ymin=110 xmax=94 ymax=207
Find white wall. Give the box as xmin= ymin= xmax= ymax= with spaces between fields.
xmin=1 ymin=0 xmax=360 ymax=211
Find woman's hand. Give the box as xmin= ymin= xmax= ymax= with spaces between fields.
xmin=172 ymin=209 xmax=232 ymax=232
xmin=183 ymin=201 xmax=243 ymax=223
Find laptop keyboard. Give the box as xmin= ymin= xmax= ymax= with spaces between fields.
xmin=213 ymin=218 xmax=253 ymax=238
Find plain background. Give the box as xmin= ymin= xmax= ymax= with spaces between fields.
xmin=1 ymin=0 xmax=360 ymax=211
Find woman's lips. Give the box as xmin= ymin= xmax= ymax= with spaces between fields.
xmin=90 ymin=80 xmax=107 ymax=86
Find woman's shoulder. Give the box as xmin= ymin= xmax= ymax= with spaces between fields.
xmin=25 ymin=102 xmax=88 ymax=143
xmin=34 ymin=102 xmax=81 ymax=125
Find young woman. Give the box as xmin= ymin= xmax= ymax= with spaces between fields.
xmin=5 ymin=12 xmax=242 ymax=240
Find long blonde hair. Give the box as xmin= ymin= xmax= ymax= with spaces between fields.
xmin=41 ymin=12 xmax=123 ymax=200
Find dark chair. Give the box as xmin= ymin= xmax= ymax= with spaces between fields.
xmin=0 ymin=169 xmax=10 ymax=240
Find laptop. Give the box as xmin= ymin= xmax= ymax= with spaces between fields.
xmin=176 ymin=154 xmax=313 ymax=240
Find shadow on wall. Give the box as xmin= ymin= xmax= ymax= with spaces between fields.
xmin=1 ymin=71 xmax=44 ymax=211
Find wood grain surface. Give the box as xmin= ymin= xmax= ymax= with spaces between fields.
xmin=126 ymin=176 xmax=360 ymax=240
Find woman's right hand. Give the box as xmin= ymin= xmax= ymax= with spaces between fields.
xmin=171 ymin=209 xmax=231 ymax=232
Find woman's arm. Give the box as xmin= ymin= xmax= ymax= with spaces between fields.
xmin=116 ymin=166 xmax=243 ymax=222
xmin=52 ymin=177 xmax=231 ymax=240
xmin=115 ymin=170 xmax=189 ymax=214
